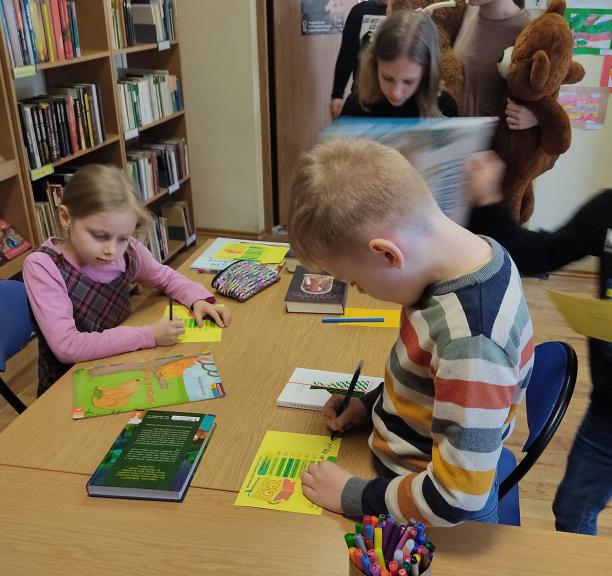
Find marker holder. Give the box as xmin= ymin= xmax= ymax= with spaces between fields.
xmin=348 ymin=559 xmax=433 ymax=576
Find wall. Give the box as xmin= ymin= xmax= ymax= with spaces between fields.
xmin=178 ymin=0 xmax=265 ymax=234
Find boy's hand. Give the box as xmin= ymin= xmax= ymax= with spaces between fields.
xmin=151 ymin=317 xmax=185 ymax=346
xmin=506 ymin=98 xmax=539 ymax=130
xmin=192 ymin=300 xmax=230 ymax=328
xmin=465 ymin=151 xmax=505 ymax=207
xmin=322 ymin=395 xmax=369 ymax=434
xmin=301 ymin=461 xmax=353 ymax=513
xmin=330 ymin=98 xmax=344 ymax=120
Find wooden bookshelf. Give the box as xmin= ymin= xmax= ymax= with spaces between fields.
xmin=0 ymin=0 xmax=195 ymax=269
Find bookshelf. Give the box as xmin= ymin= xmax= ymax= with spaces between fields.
xmin=0 ymin=0 xmax=195 ymax=274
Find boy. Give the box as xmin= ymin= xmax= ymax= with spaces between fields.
xmin=288 ymin=139 xmax=534 ymax=525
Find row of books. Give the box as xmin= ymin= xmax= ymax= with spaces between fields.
xmin=0 ymin=0 xmax=80 ymax=68
xmin=18 ymin=82 xmax=105 ymax=170
xmin=145 ymin=213 xmax=170 ymax=262
xmin=127 ymin=136 xmax=189 ymax=202
xmin=110 ymin=0 xmax=176 ymax=49
xmin=32 ymin=167 xmax=71 ymax=239
xmin=117 ymin=68 xmax=182 ymax=133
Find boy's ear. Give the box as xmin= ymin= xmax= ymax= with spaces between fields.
xmin=368 ymin=238 xmax=404 ymax=269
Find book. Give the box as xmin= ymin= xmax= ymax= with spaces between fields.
xmin=0 ymin=218 xmax=31 ymax=261
xmin=86 ymin=409 xmax=215 ymax=501
xmin=72 ymin=352 xmax=225 ymax=419
xmin=321 ymin=116 xmax=498 ymax=226
xmin=284 ymin=266 xmax=347 ymax=314
xmin=284 ymin=247 xmax=300 ymax=273
xmin=277 ymin=367 xmax=382 ymax=411
xmin=189 ymin=237 xmax=290 ymax=273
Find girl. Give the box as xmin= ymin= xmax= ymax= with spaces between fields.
xmin=453 ymin=0 xmax=536 ymax=128
xmin=340 ymin=10 xmax=458 ymax=118
xmin=23 ymin=164 xmax=230 ymax=396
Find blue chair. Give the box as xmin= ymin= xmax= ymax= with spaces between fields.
xmin=0 ymin=279 xmax=34 ymax=413
xmin=497 ymin=341 xmax=578 ymax=526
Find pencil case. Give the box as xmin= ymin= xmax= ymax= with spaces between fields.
xmin=211 ymin=260 xmax=280 ymax=302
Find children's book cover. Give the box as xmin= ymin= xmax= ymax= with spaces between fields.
xmin=0 ymin=218 xmax=31 ymax=261
xmin=72 ymin=352 xmax=225 ymax=419
xmin=87 ymin=410 xmax=216 ymax=501
xmin=277 ymin=367 xmax=382 ymax=410
xmin=163 ymin=304 xmax=222 ymax=342
xmin=235 ymin=431 xmax=341 ymax=515
xmin=285 ymin=266 xmax=347 ymax=314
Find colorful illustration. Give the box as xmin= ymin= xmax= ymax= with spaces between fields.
xmin=213 ymin=242 xmax=288 ymax=265
xmin=558 ymin=86 xmax=608 ymax=128
xmin=601 ymin=55 xmax=612 ymax=92
xmin=235 ymin=431 xmax=341 ymax=515
xmin=301 ymin=273 xmax=334 ymax=295
xmin=565 ymin=8 xmax=612 ymax=54
xmin=163 ymin=304 xmax=222 ymax=342
xmin=72 ymin=352 xmax=225 ymax=419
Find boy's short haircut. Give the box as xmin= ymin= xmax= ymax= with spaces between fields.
xmin=288 ymin=138 xmax=438 ymax=268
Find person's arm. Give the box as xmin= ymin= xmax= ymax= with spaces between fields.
xmin=23 ymin=253 xmax=155 ymax=365
xmin=339 ymin=92 xmax=365 ymax=116
xmin=331 ymin=5 xmax=362 ymax=99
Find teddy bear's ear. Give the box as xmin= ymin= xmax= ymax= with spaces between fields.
xmin=530 ymin=50 xmax=550 ymax=92
xmin=546 ymin=0 xmax=566 ymax=16
xmin=563 ymin=61 xmax=586 ymax=85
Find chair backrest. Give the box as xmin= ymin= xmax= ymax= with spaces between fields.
xmin=498 ymin=341 xmax=577 ymax=499
xmin=0 ymin=280 xmax=34 ymax=372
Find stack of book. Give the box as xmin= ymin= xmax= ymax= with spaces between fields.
xmin=18 ymin=83 xmax=105 ymax=170
xmin=0 ymin=0 xmax=81 ymax=68
xmin=161 ymin=200 xmax=195 ymax=246
xmin=117 ymin=68 xmax=182 ymax=133
xmin=145 ymin=214 xmax=169 ymax=262
xmin=127 ymin=136 xmax=189 ymax=202
xmin=111 ymin=0 xmax=176 ymax=49
xmin=32 ymin=167 xmax=74 ymax=240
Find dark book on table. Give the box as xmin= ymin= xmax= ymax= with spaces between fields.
xmin=87 ymin=410 xmax=215 ymax=502
xmin=284 ymin=266 xmax=347 ymax=314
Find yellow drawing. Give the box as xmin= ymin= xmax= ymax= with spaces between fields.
xmin=213 ymin=242 xmax=288 ymax=265
xmin=235 ymin=431 xmax=341 ymax=515
xmin=164 ymin=305 xmax=222 ymax=343
xmin=343 ymin=307 xmax=402 ymax=328
xmin=92 ymin=379 xmax=140 ymax=409
xmin=548 ymin=290 xmax=612 ymax=343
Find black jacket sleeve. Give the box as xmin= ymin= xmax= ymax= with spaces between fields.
xmin=331 ymin=5 xmax=363 ymax=99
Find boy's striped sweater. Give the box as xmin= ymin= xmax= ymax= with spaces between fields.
xmin=341 ymin=238 xmax=534 ymax=525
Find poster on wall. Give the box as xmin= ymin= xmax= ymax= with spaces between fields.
xmin=558 ymin=85 xmax=609 ymax=129
xmin=301 ymin=0 xmax=353 ymax=35
xmin=601 ymin=55 xmax=612 ymax=92
xmin=565 ymin=1 xmax=612 ymax=55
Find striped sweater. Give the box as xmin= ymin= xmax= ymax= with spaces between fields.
xmin=341 ymin=238 xmax=534 ymax=525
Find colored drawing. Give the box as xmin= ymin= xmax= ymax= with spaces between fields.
xmin=601 ymin=55 xmax=612 ymax=92
xmin=235 ymin=431 xmax=341 ymax=515
xmin=343 ymin=307 xmax=402 ymax=328
xmin=558 ymin=86 xmax=608 ymax=128
xmin=212 ymin=242 xmax=288 ymax=265
xmin=164 ymin=305 xmax=222 ymax=342
xmin=565 ymin=8 xmax=612 ymax=54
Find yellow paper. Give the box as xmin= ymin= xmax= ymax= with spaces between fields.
xmin=343 ymin=307 xmax=401 ymax=328
xmin=548 ymin=291 xmax=612 ymax=343
xmin=213 ymin=242 xmax=288 ymax=265
xmin=163 ymin=305 xmax=222 ymax=343
xmin=234 ymin=431 xmax=341 ymax=515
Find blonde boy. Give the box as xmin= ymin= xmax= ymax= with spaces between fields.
xmin=289 ymin=139 xmax=534 ymax=525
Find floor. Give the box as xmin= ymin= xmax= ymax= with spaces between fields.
xmin=1 ymin=242 xmax=611 ymax=536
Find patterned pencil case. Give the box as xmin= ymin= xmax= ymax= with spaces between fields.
xmin=211 ymin=260 xmax=280 ymax=302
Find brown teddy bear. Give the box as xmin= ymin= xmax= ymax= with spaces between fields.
xmin=494 ymin=0 xmax=584 ymax=223
xmin=387 ymin=0 xmax=466 ymax=102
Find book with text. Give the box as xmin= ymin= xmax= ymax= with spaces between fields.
xmin=87 ymin=410 xmax=215 ymax=501
xmin=72 ymin=352 xmax=224 ymax=419
xmin=285 ymin=266 xmax=347 ymax=314
xmin=277 ymin=367 xmax=383 ymax=410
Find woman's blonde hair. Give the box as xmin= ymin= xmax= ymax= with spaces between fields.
xmin=357 ymin=10 xmax=442 ymax=117
xmin=61 ymin=164 xmax=151 ymax=232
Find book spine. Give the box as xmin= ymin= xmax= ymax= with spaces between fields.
xmin=67 ymin=0 xmax=78 ymax=56
xmin=48 ymin=0 xmax=63 ymax=59
xmin=41 ymin=0 xmax=54 ymax=61
xmin=57 ymin=0 xmax=70 ymax=58
xmin=18 ymin=0 xmax=36 ymax=64
xmin=63 ymin=95 xmax=77 ymax=153
xmin=18 ymin=102 xmax=38 ymax=168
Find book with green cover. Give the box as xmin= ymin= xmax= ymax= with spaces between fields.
xmin=72 ymin=352 xmax=225 ymax=420
xmin=87 ymin=410 xmax=216 ymax=501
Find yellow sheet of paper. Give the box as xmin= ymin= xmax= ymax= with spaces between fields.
xmin=213 ymin=242 xmax=288 ymax=265
xmin=343 ymin=307 xmax=401 ymax=328
xmin=163 ymin=305 xmax=222 ymax=343
xmin=548 ymin=291 xmax=612 ymax=342
xmin=234 ymin=431 xmax=341 ymax=515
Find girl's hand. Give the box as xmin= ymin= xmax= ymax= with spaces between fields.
xmin=330 ymin=98 xmax=344 ymax=120
xmin=192 ymin=300 xmax=230 ymax=328
xmin=506 ymin=99 xmax=539 ymax=130
xmin=151 ymin=317 xmax=185 ymax=346
xmin=322 ymin=395 xmax=369 ymax=435
xmin=465 ymin=151 xmax=505 ymax=207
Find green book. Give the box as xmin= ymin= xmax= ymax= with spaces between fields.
xmin=72 ymin=352 xmax=225 ymax=419
xmin=87 ymin=410 xmax=216 ymax=501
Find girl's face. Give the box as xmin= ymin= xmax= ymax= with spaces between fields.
xmin=377 ymin=57 xmax=424 ymax=107
xmin=60 ymin=207 xmax=138 ymax=268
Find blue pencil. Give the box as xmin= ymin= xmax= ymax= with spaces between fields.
xmin=321 ymin=317 xmax=385 ymax=323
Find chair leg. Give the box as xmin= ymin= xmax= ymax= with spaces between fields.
xmin=0 ymin=376 xmax=27 ymax=414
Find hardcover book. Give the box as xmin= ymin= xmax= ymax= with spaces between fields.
xmin=284 ymin=266 xmax=347 ymax=314
xmin=86 ymin=410 xmax=215 ymax=501
xmin=72 ymin=352 xmax=225 ymax=419
xmin=277 ymin=367 xmax=382 ymax=411
xmin=0 ymin=218 xmax=31 ymax=261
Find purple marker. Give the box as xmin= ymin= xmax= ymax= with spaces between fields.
xmin=370 ymin=564 xmax=381 ymax=576
xmin=384 ymin=522 xmax=403 ymax=563
xmin=381 ymin=516 xmax=395 ymax=554
xmin=395 ymin=525 xmax=411 ymax=553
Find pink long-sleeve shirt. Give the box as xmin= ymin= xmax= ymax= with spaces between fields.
xmin=23 ymin=237 xmax=214 ymax=365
